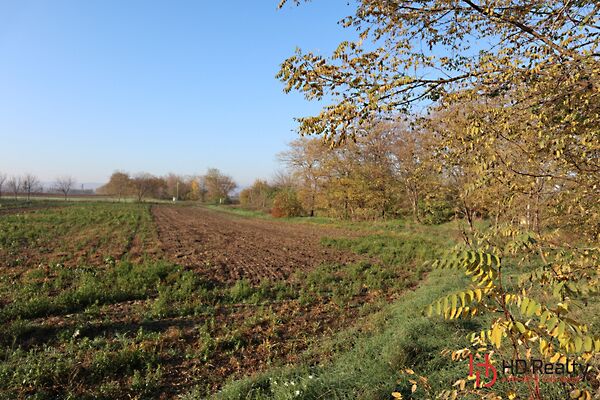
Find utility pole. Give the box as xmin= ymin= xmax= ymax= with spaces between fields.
xmin=176 ymin=181 xmax=179 ymax=201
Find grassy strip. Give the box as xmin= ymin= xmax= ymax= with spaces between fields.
xmin=181 ymin=269 xmax=475 ymax=400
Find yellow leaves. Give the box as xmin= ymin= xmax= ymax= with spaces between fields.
xmin=452 ymin=378 xmax=466 ymax=391
xmin=433 ymin=250 xmax=500 ymax=290
xmin=426 ymin=288 xmax=488 ymax=320
xmin=489 ymin=323 xmax=505 ymax=349
xmin=557 ymin=321 xmax=566 ymax=337
xmin=539 ymin=338 xmax=551 ymax=357
xmin=546 ymin=315 xmax=559 ymax=331
xmin=549 ymin=352 xmax=562 ymax=363
xmin=574 ymin=336 xmax=583 ymax=353
xmin=570 ymin=389 xmax=592 ymax=400
xmin=514 ymin=321 xmax=527 ymax=334
xmin=583 ymin=336 xmax=593 ymax=352
xmin=517 ymin=296 xmax=542 ymax=318
xmin=394 ymin=368 xmax=432 ymax=398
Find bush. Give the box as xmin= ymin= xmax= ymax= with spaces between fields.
xmin=419 ymin=199 xmax=454 ymax=225
xmin=271 ymin=189 xmax=304 ymax=218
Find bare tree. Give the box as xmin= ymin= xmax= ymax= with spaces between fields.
xmin=0 ymin=173 xmax=6 ymax=198
xmin=55 ymin=176 xmax=76 ymax=200
xmin=271 ymin=170 xmax=296 ymax=190
xmin=278 ymin=138 xmax=328 ymax=217
xmin=203 ymin=168 xmax=237 ymax=204
xmin=7 ymin=176 xmax=21 ymax=200
xmin=22 ymin=174 xmax=41 ymax=200
xmin=130 ymin=173 xmax=165 ymax=202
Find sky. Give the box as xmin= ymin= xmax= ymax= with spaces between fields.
xmin=0 ymin=1 xmax=355 ymax=188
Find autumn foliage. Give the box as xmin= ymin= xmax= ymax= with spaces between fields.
xmin=278 ymin=0 xmax=599 ymax=398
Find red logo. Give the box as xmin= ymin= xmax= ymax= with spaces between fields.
xmin=469 ymin=353 xmax=497 ymax=388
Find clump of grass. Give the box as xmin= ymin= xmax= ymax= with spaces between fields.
xmin=228 ymin=279 xmax=255 ymax=303
xmin=226 ymin=279 xmax=298 ymax=304
xmin=149 ymin=270 xmax=216 ymax=318
xmin=0 ymin=261 xmax=178 ymax=324
xmin=0 ymin=328 xmax=165 ymax=399
xmin=321 ymin=233 xmax=441 ymax=267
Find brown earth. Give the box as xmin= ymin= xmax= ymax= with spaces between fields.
xmin=151 ymin=205 xmax=363 ymax=284
xmin=147 ymin=205 xmax=378 ymax=394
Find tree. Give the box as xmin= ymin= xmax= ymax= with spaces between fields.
xmin=97 ymin=172 xmax=131 ymax=201
xmin=271 ymin=170 xmax=296 ymax=190
xmin=389 ymin=125 xmax=426 ymax=222
xmin=239 ymin=180 xmax=277 ymax=211
xmin=279 ymin=125 xmax=436 ymax=220
xmin=203 ymin=168 xmax=237 ymax=204
xmin=55 ymin=176 xmax=75 ymax=200
xmin=21 ymin=174 xmax=40 ymax=200
xmin=130 ymin=173 xmax=164 ymax=202
xmin=278 ymin=1 xmax=600 ymax=398
xmin=165 ymin=173 xmax=192 ymax=201
xmin=0 ymin=173 xmax=6 ymax=198
xmin=278 ymin=0 xmax=598 ymax=144
xmin=195 ymin=176 xmax=209 ymax=202
xmin=7 ymin=176 xmax=20 ymax=200
xmin=278 ymin=138 xmax=329 ymax=217
xmin=188 ymin=178 xmax=200 ymax=201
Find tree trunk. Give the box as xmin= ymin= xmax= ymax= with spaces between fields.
xmin=462 ymin=200 xmax=474 ymax=231
xmin=409 ymin=188 xmax=420 ymax=223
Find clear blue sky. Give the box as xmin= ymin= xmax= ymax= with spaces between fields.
xmin=0 ymin=1 xmax=354 ymax=187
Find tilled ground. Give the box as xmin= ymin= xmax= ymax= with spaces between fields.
xmin=152 ymin=205 xmax=363 ymax=284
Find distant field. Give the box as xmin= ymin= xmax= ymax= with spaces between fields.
xmin=0 ymin=200 xmax=493 ymax=399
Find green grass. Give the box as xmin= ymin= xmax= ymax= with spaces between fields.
xmin=204 ymin=205 xmax=274 ymax=219
xmin=0 ymin=328 xmax=165 ymax=399
xmin=178 ymin=269 xmax=476 ymax=400
xmin=0 ymin=201 xmax=155 ymax=265
xmin=0 ymin=261 xmax=176 ymax=325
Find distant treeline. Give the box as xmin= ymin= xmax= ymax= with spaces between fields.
xmin=96 ymin=168 xmax=237 ymax=203
xmin=0 ymin=174 xmax=87 ymax=200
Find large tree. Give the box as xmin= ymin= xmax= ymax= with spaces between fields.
xmin=278 ymin=138 xmax=329 ymax=217
xmin=7 ymin=177 xmax=20 ymax=200
xmin=203 ymin=168 xmax=237 ymax=204
xmin=278 ymin=0 xmax=598 ymax=143
xmin=130 ymin=173 xmax=165 ymax=202
xmin=97 ymin=171 xmax=131 ymax=201
xmin=277 ymin=1 xmax=599 ymax=398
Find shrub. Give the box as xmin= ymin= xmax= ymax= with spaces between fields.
xmin=271 ymin=189 xmax=303 ymax=218
xmin=419 ymin=199 xmax=454 ymax=225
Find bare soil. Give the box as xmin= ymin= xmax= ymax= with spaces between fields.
xmin=152 ymin=205 xmax=362 ymax=284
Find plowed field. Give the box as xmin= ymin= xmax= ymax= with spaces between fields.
xmin=152 ymin=205 xmax=362 ymax=284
